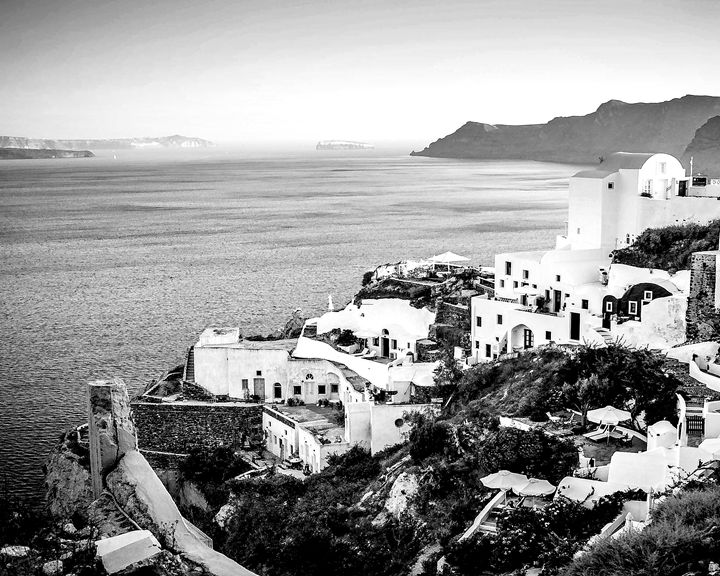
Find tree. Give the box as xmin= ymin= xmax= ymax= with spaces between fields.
xmin=478 ymin=427 xmax=578 ymax=484
xmin=560 ymin=374 xmax=614 ymax=428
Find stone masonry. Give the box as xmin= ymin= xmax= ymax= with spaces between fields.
xmin=131 ymin=401 xmax=263 ymax=456
xmin=686 ymin=252 xmax=720 ymax=341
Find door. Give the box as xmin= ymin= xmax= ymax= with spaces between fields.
xmin=553 ymin=290 xmax=562 ymax=312
xmin=602 ymin=313 xmax=611 ymax=330
xmin=381 ymin=337 xmax=390 ymax=357
xmin=678 ymin=180 xmax=687 ymax=197
xmin=253 ymin=378 xmax=265 ymax=400
xmin=523 ymin=329 xmax=534 ymax=349
xmin=570 ymin=312 xmax=581 ymax=341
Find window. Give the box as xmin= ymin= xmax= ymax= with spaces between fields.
xmin=545 ymin=331 xmax=552 ymax=340
xmin=391 ymin=339 xmax=397 ymax=349
xmin=318 ymin=384 xmax=326 ymax=395
xmin=556 ymin=275 xmax=561 ymax=282
xmin=513 ymin=281 xmax=518 ymax=288
xmin=407 ymin=342 xmax=411 ymax=349
xmin=475 ymin=340 xmax=479 ymax=349
xmin=522 ymin=269 xmax=529 ymax=280
xmin=305 ymin=373 xmax=314 ymax=380
xmin=500 ymin=279 xmax=505 ymax=288
xmin=659 ymin=162 xmax=666 ymax=174
xmin=643 ymin=290 xmax=653 ymax=301
xmin=256 ymin=370 xmax=262 ymax=376
xmin=485 ymin=344 xmax=492 ymax=357
xmin=273 ymin=383 xmax=282 ymax=399
xmin=532 ymin=284 xmax=537 ymax=289
xmin=394 ymin=418 xmax=404 ymax=428
xmin=241 ymin=379 xmax=249 ymax=390
xmin=642 ymin=180 xmax=652 ymax=195
xmin=577 ymin=228 xmax=581 ymax=234
xmin=505 ymin=261 xmax=512 ymax=275
xmin=293 ymin=385 xmax=302 ymax=395
xmin=605 ymin=301 xmax=613 ymax=312
xmin=497 ymin=314 xmax=503 ymax=325
xmin=628 ymin=301 xmax=638 ymax=315
xmin=581 ymin=299 xmax=589 ymax=310
xmin=372 ymin=337 xmax=379 ymax=346
xmin=476 ymin=316 xmax=482 ymax=327
xmin=331 ymin=383 xmax=338 ymax=393
xmin=608 ymin=181 xmax=615 ymax=189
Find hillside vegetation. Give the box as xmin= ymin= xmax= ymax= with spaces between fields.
xmin=613 ymin=219 xmax=720 ymax=271
xmin=211 ymin=344 xmax=685 ymax=576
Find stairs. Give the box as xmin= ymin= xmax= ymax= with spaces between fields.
xmin=594 ymin=327 xmax=614 ymax=346
xmin=184 ymin=346 xmax=195 ymax=383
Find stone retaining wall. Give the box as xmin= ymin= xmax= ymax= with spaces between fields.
xmin=686 ymin=252 xmax=720 ymax=341
xmin=131 ymin=401 xmax=263 ymax=455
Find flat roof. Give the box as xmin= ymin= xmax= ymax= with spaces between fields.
xmin=328 ymin=360 xmax=370 ymax=392
xmin=573 ymin=152 xmax=655 ymax=178
xmin=202 ymin=338 xmax=297 ymax=351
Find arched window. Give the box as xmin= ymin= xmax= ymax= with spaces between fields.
xmin=305 ymin=373 xmax=314 ymax=380
xmin=273 ymin=382 xmax=282 ymax=399
xmin=382 ymin=328 xmax=389 ymax=336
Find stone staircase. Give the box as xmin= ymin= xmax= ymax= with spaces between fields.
xmin=594 ymin=327 xmax=614 ymax=346
xmin=184 ymin=346 xmax=195 ymax=383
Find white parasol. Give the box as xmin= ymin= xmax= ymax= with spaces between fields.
xmin=480 ymin=470 xmax=529 ymax=491
xmin=513 ymin=478 xmax=556 ymax=497
xmin=587 ymin=405 xmax=631 ymax=426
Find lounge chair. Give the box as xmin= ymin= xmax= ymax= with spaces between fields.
xmin=546 ymin=411 xmax=562 ymax=423
xmin=364 ymin=350 xmax=377 ymax=359
xmin=352 ymin=347 xmax=369 ymax=357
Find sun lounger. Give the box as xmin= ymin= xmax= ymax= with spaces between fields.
xmin=352 ymin=348 xmax=369 ymax=356
xmin=546 ymin=412 xmax=562 ymax=423
xmin=364 ymin=350 xmax=377 ymax=359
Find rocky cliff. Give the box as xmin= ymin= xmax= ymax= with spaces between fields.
xmin=682 ymin=115 xmax=720 ymax=175
xmin=0 ymin=134 xmax=213 ymax=150
xmin=0 ymin=148 xmax=94 ymax=159
xmin=411 ymin=95 xmax=720 ymax=163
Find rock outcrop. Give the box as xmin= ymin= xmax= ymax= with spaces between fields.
xmin=0 ymin=135 xmax=213 ymax=150
xmin=0 ymin=148 xmax=94 ymax=159
xmin=682 ymin=115 xmax=720 ymax=175
xmin=411 ymin=95 xmax=720 ymax=163
xmin=44 ymin=431 xmax=94 ymax=521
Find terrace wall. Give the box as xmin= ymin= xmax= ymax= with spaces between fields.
xmin=686 ymin=252 xmax=720 ymax=341
xmin=131 ymin=401 xmax=263 ymax=455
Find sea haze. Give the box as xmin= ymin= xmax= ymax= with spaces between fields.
xmin=0 ymin=148 xmax=581 ymax=501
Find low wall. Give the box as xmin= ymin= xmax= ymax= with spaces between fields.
xmin=132 ymin=401 xmax=263 ymax=454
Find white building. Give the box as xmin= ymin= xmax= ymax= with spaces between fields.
xmin=562 ymin=152 xmax=719 ymax=253
xmin=309 ymin=298 xmax=436 ymax=361
xmin=470 ymin=152 xmax=718 ymax=360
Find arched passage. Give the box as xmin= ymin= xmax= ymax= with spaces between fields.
xmin=510 ymin=324 xmax=534 ymax=351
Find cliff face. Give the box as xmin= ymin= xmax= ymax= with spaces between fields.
xmin=0 ymin=134 xmax=213 ymax=150
xmin=0 ymin=148 xmax=94 ymax=159
xmin=412 ymin=95 xmax=720 ymax=163
xmin=682 ymin=115 xmax=720 ymax=175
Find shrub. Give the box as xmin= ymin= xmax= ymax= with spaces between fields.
xmin=180 ymin=445 xmax=250 ymax=484
xmin=407 ymin=412 xmax=451 ymax=462
xmin=478 ymin=427 xmax=578 ymax=484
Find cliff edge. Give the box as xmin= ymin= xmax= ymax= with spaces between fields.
xmin=682 ymin=115 xmax=720 ymax=175
xmin=411 ymin=95 xmax=720 ymax=164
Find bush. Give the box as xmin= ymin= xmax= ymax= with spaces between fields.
xmin=478 ymin=427 xmax=578 ymax=484
xmin=180 ymin=445 xmax=250 ymax=484
xmin=407 ymin=412 xmax=451 ymax=462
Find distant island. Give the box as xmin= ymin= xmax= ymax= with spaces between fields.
xmin=411 ymin=95 xmax=720 ymax=168
xmin=317 ymin=140 xmax=374 ymax=150
xmin=0 ymin=134 xmax=214 ymax=151
xmin=0 ymin=147 xmax=94 ymax=160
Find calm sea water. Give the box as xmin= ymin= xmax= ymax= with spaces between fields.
xmin=0 ymin=147 xmax=580 ymax=502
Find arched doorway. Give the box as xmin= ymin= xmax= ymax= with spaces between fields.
xmin=381 ymin=328 xmax=390 ymax=357
xmin=273 ymin=382 xmax=282 ymax=400
xmin=510 ymin=324 xmax=534 ymax=351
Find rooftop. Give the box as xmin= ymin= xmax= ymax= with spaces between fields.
xmin=200 ymin=338 xmax=298 ymax=351
xmin=573 ymin=152 xmax=656 ymax=179
xmin=265 ymin=404 xmax=346 ymax=442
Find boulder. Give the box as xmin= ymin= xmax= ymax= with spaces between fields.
xmin=384 ymin=472 xmax=419 ymax=518
xmin=44 ymin=439 xmax=93 ymax=522
xmin=42 ymin=560 xmax=63 ymax=576
xmin=0 ymin=545 xmax=31 ymax=559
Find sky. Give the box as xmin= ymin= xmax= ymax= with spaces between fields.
xmin=1 ymin=0 xmax=719 ymax=145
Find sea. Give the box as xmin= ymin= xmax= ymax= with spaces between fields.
xmin=0 ymin=145 xmax=583 ymax=503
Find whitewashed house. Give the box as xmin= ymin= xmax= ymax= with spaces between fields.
xmin=470 ymin=152 xmax=720 ymax=360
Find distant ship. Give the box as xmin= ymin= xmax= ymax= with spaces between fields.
xmin=316 ymin=140 xmax=374 ymax=150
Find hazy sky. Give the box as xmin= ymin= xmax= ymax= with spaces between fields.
xmin=1 ymin=0 xmax=719 ymax=144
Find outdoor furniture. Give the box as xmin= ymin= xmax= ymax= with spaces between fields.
xmin=546 ymin=411 xmax=562 ymax=423
xmin=352 ymin=347 xmax=369 ymax=356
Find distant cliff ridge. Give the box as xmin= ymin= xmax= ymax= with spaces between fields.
xmin=0 ymin=148 xmax=94 ymax=160
xmin=411 ymin=95 xmax=720 ymax=164
xmin=0 ymin=134 xmax=214 ymax=150
xmin=317 ymin=140 xmax=374 ymax=150
xmin=682 ymin=116 xmax=720 ymax=176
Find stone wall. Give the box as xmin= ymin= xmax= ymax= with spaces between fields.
xmin=686 ymin=252 xmax=720 ymax=341
xmin=435 ymin=301 xmax=470 ymax=330
xmin=131 ymin=401 xmax=263 ymax=455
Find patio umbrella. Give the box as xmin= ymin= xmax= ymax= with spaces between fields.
xmin=698 ymin=438 xmax=720 ymax=459
xmin=428 ymin=251 xmax=470 ymax=271
xmin=514 ymin=478 xmax=556 ymax=497
xmin=480 ymin=470 xmax=528 ymax=491
xmin=587 ymin=405 xmax=631 ymax=426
